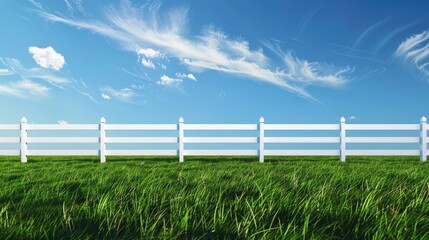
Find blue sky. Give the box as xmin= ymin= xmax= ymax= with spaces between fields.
xmin=0 ymin=0 xmax=429 ymax=124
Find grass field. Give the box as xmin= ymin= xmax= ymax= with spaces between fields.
xmin=0 ymin=156 xmax=428 ymax=239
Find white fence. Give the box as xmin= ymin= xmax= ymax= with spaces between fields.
xmin=0 ymin=116 xmax=427 ymax=163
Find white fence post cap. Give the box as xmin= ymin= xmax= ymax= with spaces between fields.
xmin=340 ymin=117 xmax=345 ymax=123
xmin=179 ymin=117 xmax=184 ymax=123
xmin=421 ymin=116 xmax=427 ymax=123
xmin=100 ymin=117 xmax=106 ymax=123
xmin=21 ymin=117 xmax=27 ymax=123
xmin=260 ymin=117 xmax=264 ymax=123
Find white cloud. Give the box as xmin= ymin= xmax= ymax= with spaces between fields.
xmin=141 ymin=58 xmax=155 ymax=68
xmin=395 ymin=30 xmax=429 ymax=78
xmin=29 ymin=46 xmax=65 ymax=71
xmin=0 ymin=80 xmax=49 ymax=97
xmin=137 ymin=48 xmax=162 ymax=58
xmin=64 ymin=0 xmax=73 ymax=12
xmin=15 ymin=80 xmax=49 ymax=95
xmin=395 ymin=31 xmax=429 ymax=57
xmin=283 ymin=52 xmax=351 ymax=87
xmin=0 ymin=57 xmax=93 ymax=100
xmin=161 ymin=64 xmax=167 ymax=70
xmin=348 ymin=116 xmax=357 ymax=120
xmin=40 ymin=1 xmax=353 ymax=98
xmin=1 ymin=58 xmax=69 ymax=86
xmin=29 ymin=0 xmax=43 ymax=9
xmin=0 ymin=57 xmax=95 ymax=101
xmin=73 ymin=0 xmax=85 ymax=13
xmin=58 ymin=120 xmax=68 ymax=124
xmin=0 ymin=69 xmax=14 ymax=75
xmin=137 ymin=48 xmax=163 ymax=69
xmin=131 ymin=84 xmax=145 ymax=89
xmin=157 ymin=74 xmax=182 ymax=86
xmin=101 ymin=86 xmax=135 ymax=102
xmin=187 ymin=73 xmax=196 ymax=81
xmin=101 ymin=93 xmax=111 ymax=100
xmin=176 ymin=72 xmax=197 ymax=81
xmin=176 ymin=73 xmax=186 ymax=78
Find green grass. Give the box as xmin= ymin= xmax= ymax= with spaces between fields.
xmin=0 ymin=156 xmax=429 ymax=239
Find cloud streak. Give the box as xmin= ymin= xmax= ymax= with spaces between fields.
xmin=100 ymin=86 xmax=136 ymax=102
xmin=0 ymin=57 xmax=96 ymax=101
xmin=1 ymin=58 xmax=69 ymax=87
xmin=283 ymin=52 xmax=351 ymax=87
xmin=353 ymin=18 xmax=390 ymax=49
xmin=39 ymin=1 xmax=354 ymax=99
xmin=0 ymin=79 xmax=49 ymax=97
xmin=0 ymin=68 xmax=14 ymax=76
xmin=395 ymin=30 xmax=429 ymax=79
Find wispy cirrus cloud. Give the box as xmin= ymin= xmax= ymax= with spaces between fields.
xmin=29 ymin=0 xmax=43 ymax=10
xmin=352 ymin=18 xmax=391 ymax=49
xmin=0 ymin=79 xmax=49 ymax=97
xmin=63 ymin=0 xmax=85 ymax=14
xmin=395 ymin=30 xmax=429 ymax=58
xmin=0 ymin=56 xmax=96 ymax=101
xmin=100 ymin=86 xmax=136 ymax=102
xmin=0 ymin=58 xmax=69 ymax=98
xmin=374 ymin=20 xmax=419 ymax=52
xmin=295 ymin=5 xmax=322 ymax=36
xmin=38 ymin=1 xmax=355 ymax=99
xmin=0 ymin=68 xmax=14 ymax=75
xmin=283 ymin=52 xmax=351 ymax=87
xmin=395 ymin=30 xmax=429 ymax=79
xmin=264 ymin=42 xmax=352 ymax=87
xmin=1 ymin=58 xmax=69 ymax=87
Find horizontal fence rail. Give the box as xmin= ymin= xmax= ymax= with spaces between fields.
xmin=27 ymin=137 xmax=99 ymax=143
xmin=105 ymin=124 xmax=178 ymax=131
xmin=265 ymin=124 xmax=340 ymax=130
xmin=265 ymin=150 xmax=341 ymax=156
xmin=27 ymin=150 xmax=99 ymax=156
xmin=183 ymin=124 xmax=258 ymax=130
xmin=346 ymin=137 xmax=420 ymax=143
xmin=183 ymin=137 xmax=258 ymax=143
xmin=105 ymin=137 xmax=178 ymax=143
xmin=27 ymin=124 xmax=99 ymax=130
xmin=105 ymin=150 xmax=178 ymax=156
xmin=0 ymin=116 xmax=427 ymax=163
xmin=264 ymin=137 xmax=340 ymax=143
xmin=0 ymin=125 xmax=20 ymax=131
xmin=346 ymin=124 xmax=420 ymax=130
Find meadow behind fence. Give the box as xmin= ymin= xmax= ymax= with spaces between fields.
xmin=0 ymin=116 xmax=427 ymax=163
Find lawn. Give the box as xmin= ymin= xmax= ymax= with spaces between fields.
xmin=0 ymin=156 xmax=428 ymax=239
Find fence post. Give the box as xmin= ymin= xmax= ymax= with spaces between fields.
xmin=20 ymin=117 xmax=27 ymax=163
xmin=100 ymin=117 xmax=106 ymax=163
xmin=421 ymin=116 xmax=427 ymax=162
xmin=179 ymin=117 xmax=184 ymax=162
xmin=259 ymin=117 xmax=265 ymax=163
xmin=340 ymin=117 xmax=346 ymax=162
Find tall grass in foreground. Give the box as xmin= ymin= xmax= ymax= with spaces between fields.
xmin=0 ymin=156 xmax=428 ymax=239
